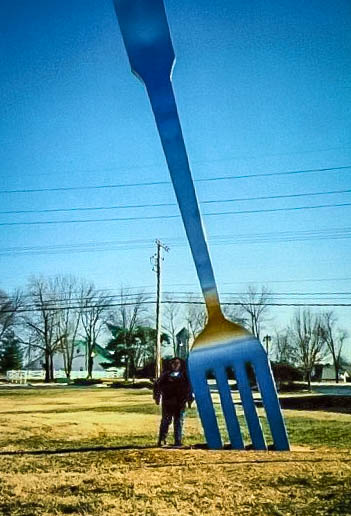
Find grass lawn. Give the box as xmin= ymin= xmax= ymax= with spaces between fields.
xmin=0 ymin=386 xmax=350 ymax=515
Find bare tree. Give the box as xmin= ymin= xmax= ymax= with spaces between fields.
xmin=289 ymin=309 xmax=329 ymax=389
xmin=21 ymin=277 xmax=63 ymax=382
xmin=237 ymin=285 xmax=272 ymax=340
xmin=78 ymin=282 xmax=112 ymax=379
xmin=54 ymin=276 xmax=81 ymax=380
xmin=0 ymin=289 xmax=22 ymax=343
xmin=184 ymin=295 xmax=207 ymax=342
xmin=162 ymin=296 xmax=182 ymax=355
xmin=222 ymin=302 xmax=246 ymax=326
xmin=112 ymin=289 xmax=149 ymax=331
xmin=273 ymin=330 xmax=296 ymax=364
xmin=320 ymin=311 xmax=348 ymax=383
xmin=107 ymin=288 xmax=150 ymax=380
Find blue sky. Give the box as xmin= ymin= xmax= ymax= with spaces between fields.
xmin=1 ymin=0 xmax=351 ymax=339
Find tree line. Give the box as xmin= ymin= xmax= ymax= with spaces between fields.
xmin=0 ymin=278 xmax=349 ymax=385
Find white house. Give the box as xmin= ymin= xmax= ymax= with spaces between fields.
xmin=321 ymin=365 xmax=350 ymax=382
xmin=25 ymin=340 xmax=114 ymax=374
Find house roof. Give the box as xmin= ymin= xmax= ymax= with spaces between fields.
xmin=24 ymin=341 xmax=113 ymax=367
xmin=94 ymin=343 xmax=113 ymax=362
xmin=176 ymin=327 xmax=190 ymax=338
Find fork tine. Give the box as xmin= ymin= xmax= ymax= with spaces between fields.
xmin=188 ymin=365 xmax=223 ymax=449
xmin=214 ymin=367 xmax=245 ymax=449
xmin=233 ymin=361 xmax=267 ymax=450
xmin=253 ymin=358 xmax=290 ymax=451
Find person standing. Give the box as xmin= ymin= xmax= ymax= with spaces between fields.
xmin=153 ymin=357 xmax=193 ymax=447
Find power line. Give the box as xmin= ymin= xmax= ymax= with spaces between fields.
xmin=0 ymin=277 xmax=351 ymax=304
xmin=176 ymin=301 xmax=351 ymax=307
xmin=2 ymin=288 xmax=351 ymax=309
xmin=3 ymin=289 xmax=351 ymax=304
xmin=0 ymin=164 xmax=350 ymax=195
xmin=1 ymin=187 xmax=350 ymax=216
xmin=6 ymin=296 xmax=351 ymax=307
xmin=1 ymin=226 xmax=351 ymax=255
xmin=4 ymin=277 xmax=351 ymax=301
xmin=12 ymin=142 xmax=351 ymax=180
xmin=223 ymin=277 xmax=351 ymax=285
xmin=1 ymin=201 xmax=351 ymax=226
xmin=0 ymin=291 xmax=153 ymax=302
xmin=3 ymin=278 xmax=351 ymax=298
xmin=163 ymin=277 xmax=351 ymax=288
xmin=3 ymin=299 xmax=351 ymax=314
xmin=197 ymin=165 xmax=351 ymax=183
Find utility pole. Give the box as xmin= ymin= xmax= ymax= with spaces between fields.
xmin=263 ymin=334 xmax=271 ymax=355
xmin=151 ymin=239 xmax=169 ymax=379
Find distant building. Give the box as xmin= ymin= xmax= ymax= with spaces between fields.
xmin=176 ymin=328 xmax=192 ymax=359
xmin=25 ymin=340 xmax=114 ymax=373
xmin=321 ymin=365 xmax=350 ymax=382
xmin=313 ymin=363 xmax=350 ymax=382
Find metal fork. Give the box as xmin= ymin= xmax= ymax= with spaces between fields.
xmin=113 ymin=0 xmax=289 ymax=451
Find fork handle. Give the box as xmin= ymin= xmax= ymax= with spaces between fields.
xmin=114 ymin=0 xmax=222 ymax=318
xmin=146 ymin=78 xmax=222 ymax=317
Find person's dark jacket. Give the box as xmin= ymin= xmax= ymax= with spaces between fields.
xmin=153 ymin=369 xmax=193 ymax=410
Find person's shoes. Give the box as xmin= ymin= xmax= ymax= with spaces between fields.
xmin=157 ymin=439 xmax=167 ymax=447
xmin=172 ymin=442 xmax=183 ymax=448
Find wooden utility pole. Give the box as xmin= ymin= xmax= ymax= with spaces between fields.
xmin=263 ymin=334 xmax=271 ymax=355
xmin=152 ymin=239 xmax=169 ymax=379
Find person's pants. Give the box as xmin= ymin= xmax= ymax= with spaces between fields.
xmin=158 ymin=405 xmax=184 ymax=445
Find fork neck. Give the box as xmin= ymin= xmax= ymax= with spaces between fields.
xmin=205 ymin=292 xmax=226 ymax=321
xmin=145 ymin=77 xmax=222 ymax=316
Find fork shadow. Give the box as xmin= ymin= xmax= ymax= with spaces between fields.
xmin=0 ymin=443 xmax=282 ymax=456
xmin=0 ymin=444 xmax=158 ymax=456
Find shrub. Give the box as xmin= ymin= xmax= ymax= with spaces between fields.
xmin=278 ymin=381 xmax=309 ymax=392
xmin=271 ymin=362 xmax=303 ymax=382
xmin=73 ymin=378 xmax=103 ymax=386
xmin=110 ymin=380 xmax=153 ymax=389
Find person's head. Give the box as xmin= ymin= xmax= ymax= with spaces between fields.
xmin=170 ymin=357 xmax=182 ymax=372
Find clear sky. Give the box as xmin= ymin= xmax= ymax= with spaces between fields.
xmin=1 ymin=0 xmax=351 ymax=340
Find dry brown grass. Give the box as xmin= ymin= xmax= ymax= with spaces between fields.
xmin=0 ymin=387 xmax=350 ymax=515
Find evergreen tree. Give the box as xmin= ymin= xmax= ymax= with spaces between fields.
xmin=103 ymin=324 xmax=169 ymax=380
xmin=0 ymin=332 xmax=23 ymax=372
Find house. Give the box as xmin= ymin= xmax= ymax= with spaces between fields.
xmin=175 ymin=328 xmax=192 ymax=359
xmin=313 ymin=363 xmax=350 ymax=382
xmin=25 ymin=340 xmax=114 ymax=373
xmin=321 ymin=365 xmax=350 ymax=382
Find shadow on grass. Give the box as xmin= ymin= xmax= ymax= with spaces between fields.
xmin=0 ymin=405 xmax=158 ymax=416
xmin=0 ymin=444 xmax=158 ymax=456
xmin=278 ymin=395 xmax=351 ymax=414
xmin=0 ymin=405 xmax=199 ymax=417
xmin=0 ymin=443 xmax=350 ymax=470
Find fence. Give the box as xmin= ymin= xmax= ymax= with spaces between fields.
xmin=6 ymin=370 xmax=28 ymax=384
xmin=6 ymin=369 xmax=124 ymax=383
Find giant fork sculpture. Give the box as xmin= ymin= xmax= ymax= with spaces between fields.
xmin=114 ymin=0 xmax=290 ymax=451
